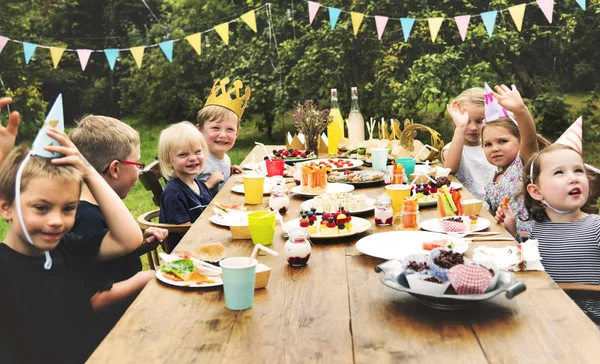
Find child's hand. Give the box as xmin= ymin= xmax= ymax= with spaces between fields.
xmin=492 ymin=84 xmax=526 ymax=113
xmin=0 ymin=97 xmax=20 ymax=163
xmin=496 ymin=202 xmax=517 ymax=237
xmin=206 ymin=171 xmax=225 ymax=189
xmin=45 ymin=128 xmax=95 ymax=179
xmin=142 ymin=227 xmax=168 ymax=250
xmin=231 ymin=165 xmax=243 ymax=174
xmin=446 ymin=101 xmax=469 ymax=129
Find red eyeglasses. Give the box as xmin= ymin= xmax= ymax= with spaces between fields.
xmin=102 ymin=159 xmax=146 ymax=174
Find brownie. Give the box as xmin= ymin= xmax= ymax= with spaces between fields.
xmin=423 ymin=276 xmax=442 ymax=284
xmin=407 ymin=261 xmax=430 ymax=272
xmin=433 ymin=250 xmax=464 ymax=269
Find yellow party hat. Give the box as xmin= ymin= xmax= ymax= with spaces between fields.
xmin=204 ymin=77 xmax=251 ymax=120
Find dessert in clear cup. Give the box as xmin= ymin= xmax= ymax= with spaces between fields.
xmin=301 ymin=163 xmax=328 ymax=193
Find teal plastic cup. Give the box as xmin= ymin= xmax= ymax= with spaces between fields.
xmin=220 ymin=257 xmax=258 ymax=310
xmin=371 ymin=147 xmax=389 ymax=172
xmin=396 ymin=157 xmax=416 ymax=176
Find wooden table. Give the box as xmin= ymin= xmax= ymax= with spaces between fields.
xmin=88 ymin=146 xmax=600 ymax=363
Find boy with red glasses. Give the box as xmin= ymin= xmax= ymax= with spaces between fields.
xmin=69 ymin=115 xmax=167 ymax=338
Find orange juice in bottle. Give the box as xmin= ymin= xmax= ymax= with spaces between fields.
xmin=327 ymin=89 xmax=344 ymax=155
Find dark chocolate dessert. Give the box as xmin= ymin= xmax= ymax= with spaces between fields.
xmin=407 ymin=261 xmax=430 ymax=272
xmin=423 ymin=276 xmax=442 ymax=284
xmin=433 ymin=250 xmax=464 ymax=269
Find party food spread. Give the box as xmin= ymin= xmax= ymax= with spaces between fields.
xmin=327 ymin=170 xmax=384 ymax=183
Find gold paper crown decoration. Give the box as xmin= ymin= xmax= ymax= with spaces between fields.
xmin=204 ymin=77 xmax=251 ymax=120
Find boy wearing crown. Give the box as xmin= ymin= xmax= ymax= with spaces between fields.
xmin=0 ymin=96 xmax=144 ymax=363
xmin=196 ymin=77 xmax=251 ymax=195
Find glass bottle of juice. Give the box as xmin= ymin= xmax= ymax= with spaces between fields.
xmin=327 ymin=88 xmax=344 ymax=156
xmin=347 ymin=87 xmax=365 ymax=141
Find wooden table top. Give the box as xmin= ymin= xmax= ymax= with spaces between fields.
xmin=88 ymin=146 xmax=600 ymax=363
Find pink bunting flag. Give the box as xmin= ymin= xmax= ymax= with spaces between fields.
xmin=308 ymin=1 xmax=321 ymax=24
xmin=555 ymin=116 xmax=583 ymax=154
xmin=454 ymin=15 xmax=471 ymax=41
xmin=375 ymin=16 xmax=389 ymax=40
xmin=76 ymin=49 xmax=92 ymax=71
xmin=536 ymin=0 xmax=554 ymax=24
xmin=0 ymin=36 xmax=8 ymax=55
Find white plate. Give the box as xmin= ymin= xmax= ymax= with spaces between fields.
xmin=156 ymin=269 xmax=222 ymax=288
xmin=326 ymin=171 xmax=384 ymax=186
xmin=419 ymin=216 xmax=491 ymax=234
xmin=231 ymin=176 xmax=283 ymax=195
xmin=282 ymin=216 xmax=371 ymax=239
xmin=356 ymin=231 xmax=469 ymax=260
xmin=242 ymin=161 xmax=267 ymax=171
xmin=209 ymin=211 xmax=251 ymax=227
xmin=280 ymin=155 xmax=317 ymax=164
xmin=290 ymin=183 xmax=355 ymax=197
xmin=301 ymin=158 xmax=364 ymax=171
xmin=300 ymin=197 xmax=376 ymax=214
xmin=450 ymin=182 xmax=462 ymax=189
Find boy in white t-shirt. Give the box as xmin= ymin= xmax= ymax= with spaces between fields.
xmin=196 ymin=78 xmax=251 ymax=196
xmin=441 ymin=88 xmax=496 ymax=201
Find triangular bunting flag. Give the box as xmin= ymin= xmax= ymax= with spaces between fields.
xmin=186 ymin=33 xmax=202 ymax=55
xmin=308 ymin=1 xmax=321 ymax=24
xmin=576 ymin=0 xmax=586 ymax=10
xmin=351 ymin=12 xmax=364 ymax=36
xmin=241 ymin=10 xmax=257 ymax=32
xmin=104 ymin=48 xmax=119 ymax=70
xmin=214 ymin=22 xmax=230 ymax=45
xmin=159 ymin=40 xmax=173 ymax=62
xmin=0 ymin=36 xmax=8 ymax=55
xmin=484 ymin=83 xmax=510 ymax=122
xmin=555 ymin=116 xmax=583 ymax=154
xmin=76 ymin=49 xmax=92 ymax=71
xmin=536 ymin=0 xmax=554 ymax=24
xmin=454 ymin=15 xmax=471 ymax=41
xmin=374 ymin=16 xmax=389 ymax=40
xmin=328 ymin=7 xmax=342 ymax=30
xmin=480 ymin=11 xmax=497 ymax=38
xmin=23 ymin=42 xmax=37 ymax=64
xmin=400 ymin=18 xmax=415 ymax=42
xmin=49 ymin=47 xmax=65 ymax=69
xmin=508 ymin=4 xmax=526 ymax=32
xmin=428 ymin=18 xmax=444 ymax=42
xmin=32 ymin=94 xmax=65 ymax=158
xmin=130 ymin=46 xmax=145 ymax=68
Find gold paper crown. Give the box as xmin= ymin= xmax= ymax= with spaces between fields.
xmin=204 ymin=77 xmax=251 ymax=120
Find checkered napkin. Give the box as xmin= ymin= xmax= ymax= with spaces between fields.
xmin=448 ymin=264 xmax=492 ymax=295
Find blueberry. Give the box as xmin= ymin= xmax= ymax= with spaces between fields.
xmin=310 ymin=207 xmax=317 ymax=212
xmin=263 ymin=156 xmax=269 ymax=160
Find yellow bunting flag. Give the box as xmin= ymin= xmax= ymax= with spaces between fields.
xmin=428 ymin=18 xmax=444 ymax=42
xmin=130 ymin=46 xmax=145 ymax=68
xmin=186 ymin=33 xmax=202 ymax=55
xmin=214 ymin=23 xmax=230 ymax=45
xmin=241 ymin=10 xmax=257 ymax=32
xmin=508 ymin=4 xmax=526 ymax=32
xmin=350 ymin=12 xmax=364 ymax=36
xmin=50 ymin=47 xmax=65 ymax=69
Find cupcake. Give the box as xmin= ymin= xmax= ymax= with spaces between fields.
xmin=448 ymin=264 xmax=493 ymax=295
xmin=440 ymin=216 xmax=468 ymax=233
xmin=429 ymin=248 xmax=465 ymax=281
xmin=474 ymin=261 xmax=499 ymax=292
xmin=406 ymin=273 xmax=451 ymax=296
xmin=402 ymin=253 xmax=430 ymax=276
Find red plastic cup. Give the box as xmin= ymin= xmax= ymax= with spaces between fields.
xmin=265 ymin=159 xmax=285 ymax=177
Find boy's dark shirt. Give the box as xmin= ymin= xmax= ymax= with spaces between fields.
xmin=71 ymin=200 xmax=142 ymax=290
xmin=0 ymin=232 xmax=105 ymax=364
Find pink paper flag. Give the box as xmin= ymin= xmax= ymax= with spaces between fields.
xmin=308 ymin=1 xmax=321 ymax=24
xmin=555 ymin=116 xmax=583 ymax=154
xmin=536 ymin=0 xmax=554 ymax=24
xmin=76 ymin=49 xmax=92 ymax=71
xmin=375 ymin=16 xmax=389 ymax=40
xmin=454 ymin=15 xmax=471 ymax=41
xmin=0 ymin=36 xmax=8 ymax=55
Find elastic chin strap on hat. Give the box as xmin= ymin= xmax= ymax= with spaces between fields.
xmin=15 ymin=153 xmax=53 ymax=270
xmin=541 ymin=200 xmax=575 ymax=215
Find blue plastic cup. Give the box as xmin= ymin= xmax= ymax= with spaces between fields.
xmin=396 ymin=157 xmax=416 ymax=177
xmin=220 ymin=257 xmax=258 ymax=310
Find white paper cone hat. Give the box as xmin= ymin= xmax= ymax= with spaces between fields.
xmin=554 ymin=116 xmax=583 ymax=154
xmin=31 ymin=94 xmax=64 ymax=158
xmin=484 ymin=83 xmax=510 ymax=122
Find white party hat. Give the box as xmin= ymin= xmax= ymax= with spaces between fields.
xmin=31 ymin=94 xmax=64 ymax=158
xmin=554 ymin=116 xmax=583 ymax=154
xmin=483 ymin=83 xmax=516 ymax=124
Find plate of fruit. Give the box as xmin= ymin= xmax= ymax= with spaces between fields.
xmin=271 ymin=148 xmax=317 ymax=164
xmin=282 ymin=208 xmax=371 ymax=239
xmin=410 ymin=182 xmax=439 ymax=207
xmin=327 ymin=170 xmax=384 ymax=187
xmin=302 ymin=158 xmax=363 ymax=171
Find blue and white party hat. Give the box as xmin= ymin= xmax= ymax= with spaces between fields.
xmin=31 ymin=94 xmax=64 ymax=158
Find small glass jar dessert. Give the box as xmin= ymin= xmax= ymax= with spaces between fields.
xmin=374 ymin=194 xmax=393 ymax=226
xmin=268 ymin=179 xmax=289 ymax=214
xmin=293 ymin=163 xmax=302 ymax=186
xmin=393 ymin=198 xmax=420 ymax=230
xmin=285 ymin=228 xmax=312 ymax=266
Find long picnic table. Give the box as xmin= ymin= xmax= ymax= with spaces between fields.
xmin=88 ymin=146 xmax=600 ymax=363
